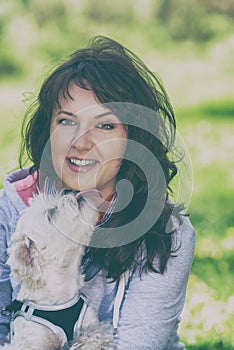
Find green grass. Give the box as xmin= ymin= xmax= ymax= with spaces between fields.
xmin=187 ymin=343 xmax=233 ymax=350
xmin=178 ymin=99 xmax=234 ymax=120
xmin=177 ymin=101 xmax=234 ymax=348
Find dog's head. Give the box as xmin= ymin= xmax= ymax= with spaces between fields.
xmin=50 ymin=192 xmax=99 ymax=244
xmin=7 ymin=192 xmax=98 ymax=289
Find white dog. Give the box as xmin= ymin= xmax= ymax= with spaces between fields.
xmin=3 ymin=191 xmax=115 ymax=350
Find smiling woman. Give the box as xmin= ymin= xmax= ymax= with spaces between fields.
xmin=0 ymin=36 xmax=195 ymax=349
xmin=50 ymin=84 xmax=127 ymax=199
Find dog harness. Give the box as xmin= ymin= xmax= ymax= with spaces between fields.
xmin=1 ymin=293 xmax=89 ymax=346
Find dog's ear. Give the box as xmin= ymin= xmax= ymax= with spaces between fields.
xmin=7 ymin=234 xmax=44 ymax=288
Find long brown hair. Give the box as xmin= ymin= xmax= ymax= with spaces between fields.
xmin=20 ymin=36 xmax=182 ymax=280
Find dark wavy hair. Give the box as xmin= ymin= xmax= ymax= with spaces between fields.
xmin=19 ymin=36 xmax=182 ymax=281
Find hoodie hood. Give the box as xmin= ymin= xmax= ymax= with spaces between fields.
xmin=3 ymin=168 xmax=38 ymax=213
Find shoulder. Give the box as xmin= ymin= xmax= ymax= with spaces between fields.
xmin=173 ymin=214 xmax=196 ymax=258
xmin=0 ymin=168 xmax=35 ymax=218
xmin=11 ymin=169 xmax=39 ymax=206
xmin=1 ymin=168 xmax=38 ymax=209
xmin=160 ymin=214 xmax=196 ymax=287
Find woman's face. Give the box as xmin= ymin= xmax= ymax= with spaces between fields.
xmin=50 ymin=84 xmax=127 ymax=199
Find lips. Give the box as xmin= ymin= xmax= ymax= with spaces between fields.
xmin=67 ymin=157 xmax=99 ymax=173
xmin=70 ymin=158 xmax=98 ymax=167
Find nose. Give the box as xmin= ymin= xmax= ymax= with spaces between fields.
xmin=71 ymin=127 xmax=93 ymax=151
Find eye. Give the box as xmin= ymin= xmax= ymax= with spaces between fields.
xmin=58 ymin=118 xmax=76 ymax=126
xmin=46 ymin=207 xmax=58 ymax=222
xmin=96 ymin=122 xmax=115 ymax=130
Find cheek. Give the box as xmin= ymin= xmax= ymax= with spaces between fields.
xmin=50 ymin=127 xmax=70 ymax=157
xmin=50 ymin=141 xmax=61 ymax=175
xmin=101 ymin=137 xmax=127 ymax=160
xmin=99 ymin=141 xmax=126 ymax=177
xmin=49 ymin=135 xmax=68 ymax=175
xmin=114 ymin=140 xmax=127 ymax=161
xmin=50 ymin=138 xmax=62 ymax=161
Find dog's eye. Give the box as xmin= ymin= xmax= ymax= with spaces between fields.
xmin=46 ymin=207 xmax=58 ymax=222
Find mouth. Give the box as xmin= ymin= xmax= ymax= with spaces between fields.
xmin=67 ymin=157 xmax=99 ymax=172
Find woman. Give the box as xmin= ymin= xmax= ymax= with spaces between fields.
xmin=0 ymin=36 xmax=195 ymax=349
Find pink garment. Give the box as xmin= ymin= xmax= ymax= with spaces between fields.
xmin=13 ymin=170 xmax=113 ymax=223
xmin=13 ymin=171 xmax=39 ymax=206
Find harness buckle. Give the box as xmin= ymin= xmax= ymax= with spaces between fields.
xmin=18 ymin=304 xmax=35 ymax=321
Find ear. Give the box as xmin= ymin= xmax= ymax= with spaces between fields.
xmin=7 ymin=234 xmax=44 ymax=289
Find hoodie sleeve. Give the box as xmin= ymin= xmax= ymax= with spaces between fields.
xmin=115 ymin=216 xmax=196 ymax=350
xmin=0 ymin=189 xmax=14 ymax=342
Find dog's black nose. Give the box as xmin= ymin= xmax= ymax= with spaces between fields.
xmin=61 ymin=189 xmax=84 ymax=208
xmin=61 ymin=189 xmax=77 ymax=196
xmin=61 ymin=188 xmax=101 ymax=209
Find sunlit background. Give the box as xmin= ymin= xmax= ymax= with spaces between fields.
xmin=0 ymin=1 xmax=234 ymax=349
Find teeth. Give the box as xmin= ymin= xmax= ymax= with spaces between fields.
xmin=70 ymin=158 xmax=97 ymax=167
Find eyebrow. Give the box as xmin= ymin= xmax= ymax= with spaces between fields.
xmin=56 ymin=110 xmax=114 ymax=119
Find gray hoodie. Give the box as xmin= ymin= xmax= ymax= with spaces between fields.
xmin=0 ymin=169 xmax=195 ymax=349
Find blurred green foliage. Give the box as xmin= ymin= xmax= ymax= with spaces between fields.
xmin=0 ymin=0 xmax=234 ymax=79
xmin=177 ymin=106 xmax=234 ymax=349
xmin=0 ymin=0 xmax=234 ymax=348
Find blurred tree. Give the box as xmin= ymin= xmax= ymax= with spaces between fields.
xmin=202 ymin=0 xmax=234 ymax=18
xmin=155 ymin=0 xmax=234 ymax=42
xmin=27 ymin=0 xmax=67 ymax=27
xmin=19 ymin=0 xmax=31 ymax=8
xmin=0 ymin=0 xmax=233 ymax=80
xmin=83 ymin=0 xmax=135 ymax=23
xmin=0 ymin=2 xmax=24 ymax=78
xmin=157 ymin=0 xmax=172 ymax=21
xmin=17 ymin=0 xmax=81 ymax=63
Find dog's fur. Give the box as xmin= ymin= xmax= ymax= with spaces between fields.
xmin=4 ymin=192 xmax=115 ymax=350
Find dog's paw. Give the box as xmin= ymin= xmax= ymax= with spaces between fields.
xmin=68 ymin=323 xmax=116 ymax=350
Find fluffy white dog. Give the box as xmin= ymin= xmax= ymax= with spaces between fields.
xmin=3 ymin=191 xmax=115 ymax=350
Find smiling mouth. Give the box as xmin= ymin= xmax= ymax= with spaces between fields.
xmin=69 ymin=158 xmax=98 ymax=167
